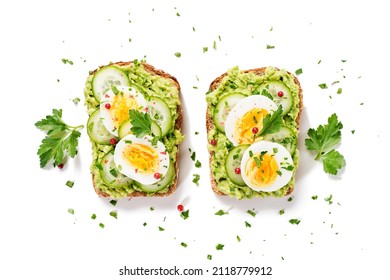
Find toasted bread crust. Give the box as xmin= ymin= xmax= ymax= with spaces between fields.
xmin=206 ymin=67 xmax=303 ymax=196
xmin=89 ymin=61 xmax=182 ymax=198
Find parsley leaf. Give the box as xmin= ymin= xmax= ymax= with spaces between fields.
xmin=215 ymin=209 xmax=229 ymax=216
xmin=129 ymin=109 xmax=152 ymax=137
xmin=305 ymin=113 xmax=346 ymax=175
xmin=35 ymin=109 xmax=83 ymax=168
xmin=258 ymin=105 xmax=283 ymax=136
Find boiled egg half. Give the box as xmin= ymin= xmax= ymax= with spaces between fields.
xmin=240 ymin=141 xmax=294 ymax=192
xmin=114 ymin=134 xmax=170 ymax=185
xmin=225 ymin=95 xmax=277 ymax=146
xmin=100 ymin=86 xmax=149 ymax=137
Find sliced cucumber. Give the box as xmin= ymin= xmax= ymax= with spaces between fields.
xmin=100 ymin=151 xmax=133 ymax=188
xmin=225 ymin=144 xmax=250 ymax=186
xmin=257 ymin=81 xmax=293 ymax=115
xmin=213 ymin=93 xmax=246 ymax=132
xmin=263 ymin=126 xmax=297 ymax=154
xmin=92 ymin=66 xmax=130 ymax=102
xmin=135 ymin=160 xmax=175 ymax=193
xmin=87 ymin=109 xmax=117 ymax=145
xmin=118 ymin=119 xmax=162 ymax=139
xmin=148 ymin=97 xmax=172 ymax=137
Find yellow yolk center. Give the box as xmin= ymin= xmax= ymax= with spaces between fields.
xmin=245 ymin=153 xmax=279 ymax=188
xmin=122 ymin=143 xmax=159 ymax=174
xmin=233 ymin=108 xmax=268 ymax=144
xmin=110 ymin=93 xmax=139 ymax=129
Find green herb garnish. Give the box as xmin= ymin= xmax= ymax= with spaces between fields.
xmin=174 ymin=52 xmax=181 ymax=58
xmin=66 ymin=180 xmax=74 ymax=188
xmin=72 ymin=97 xmax=80 ymax=105
xmin=110 ymin=210 xmax=118 ymax=219
xmin=129 ymin=109 xmax=152 ymax=137
xmin=325 ymin=194 xmax=333 ymax=205
xmin=180 ymin=209 xmax=190 ymax=220
xmin=195 ymin=160 xmax=202 ymax=168
xmin=203 ymin=47 xmax=208 ymax=53
xmin=68 ymin=208 xmax=74 ymax=215
xmin=99 ymin=223 xmax=105 ymax=228
xmin=305 ymin=113 xmax=346 ymax=175
xmin=180 ymin=242 xmax=187 ymax=248
xmin=319 ymin=83 xmax=328 ymax=89
xmin=35 ymin=109 xmax=83 ymax=168
xmin=158 ymin=226 xmax=165 ymax=231
xmin=91 ymin=214 xmax=97 ymax=219
xmin=192 ymin=174 xmax=200 ymax=186
xmin=215 ymin=209 xmax=229 ymax=216
xmin=216 ymin=244 xmax=224 ymax=250
xmin=245 ymin=221 xmax=252 ymax=227
xmin=266 ymin=44 xmax=275 ymax=49
xmin=295 ymin=68 xmax=303 ymax=75
xmin=110 ymin=200 xmax=117 ymax=206
xmin=61 ymin=58 xmax=73 ymax=65
xmin=247 ymin=209 xmax=256 ymax=217
xmin=289 ymin=219 xmax=301 ymax=225
xmin=257 ymin=105 xmax=283 ymax=136
xmin=207 ymin=254 xmax=212 ymax=260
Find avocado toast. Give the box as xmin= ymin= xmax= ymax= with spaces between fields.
xmin=84 ymin=61 xmax=183 ymax=198
xmin=206 ymin=66 xmax=302 ymax=199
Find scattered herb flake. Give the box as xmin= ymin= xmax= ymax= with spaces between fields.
xmin=213 ymin=41 xmax=217 ymax=50
xmin=289 ymin=219 xmax=301 ymax=225
xmin=91 ymin=214 xmax=97 ymax=220
xmin=158 ymin=226 xmax=165 ymax=231
xmin=61 ymin=58 xmax=73 ymax=65
xmin=325 ymin=194 xmax=333 ymax=205
xmin=192 ymin=26 xmax=196 ymax=32
xmin=143 ymin=222 xmax=147 ymax=226
xmin=216 ymin=244 xmax=224 ymax=250
xmin=312 ymin=195 xmax=318 ymax=200
xmin=266 ymin=44 xmax=275 ymax=49
xmin=207 ymin=254 xmax=212 ymax=260
xmin=150 ymin=207 xmax=155 ymax=211
xmin=247 ymin=209 xmax=256 ymax=217
xmin=72 ymin=97 xmax=80 ymax=105
xmin=99 ymin=223 xmax=105 ymax=228
xmin=337 ymin=88 xmax=343 ymax=94
xmin=110 ymin=200 xmax=117 ymax=206
xmin=237 ymin=235 xmax=241 ymax=242
xmin=341 ymin=59 xmax=347 ymax=63
xmin=192 ymin=174 xmax=200 ymax=186
xmin=190 ymin=151 xmax=196 ymax=161
xmin=319 ymin=83 xmax=328 ymax=89
xmin=279 ymin=209 xmax=285 ymax=215
xmin=176 ymin=12 xmax=180 ymax=16
xmin=174 ymin=52 xmax=181 ymax=58
xmin=351 ymin=130 xmax=355 ymax=134
xmin=180 ymin=209 xmax=190 ymax=220
xmin=245 ymin=221 xmax=252 ymax=228
xmin=66 ymin=180 xmax=74 ymax=188
xmin=68 ymin=208 xmax=74 ymax=215
xmin=287 ymin=196 xmax=294 ymax=202
xmin=203 ymin=47 xmax=208 ymax=53
xmin=110 ymin=210 xmax=118 ymax=219
xmin=215 ymin=209 xmax=229 ymax=216
xmin=180 ymin=242 xmax=187 ymax=248
xmin=195 ymin=160 xmax=202 ymax=168
xmin=318 ymin=60 xmax=322 ymax=64
xmin=295 ymin=68 xmax=303 ymax=75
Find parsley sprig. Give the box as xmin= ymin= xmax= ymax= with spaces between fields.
xmin=257 ymin=105 xmax=283 ymax=137
xmin=305 ymin=113 xmax=346 ymax=175
xmin=35 ymin=109 xmax=83 ymax=168
xmin=129 ymin=109 xmax=152 ymax=137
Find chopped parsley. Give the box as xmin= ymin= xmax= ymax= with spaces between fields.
xmin=180 ymin=242 xmax=187 ymax=248
xmin=174 ymin=52 xmax=181 ymax=58
xmin=72 ymin=97 xmax=80 ymax=105
xmin=158 ymin=226 xmax=165 ymax=231
xmin=109 ymin=210 xmax=118 ymax=219
xmin=91 ymin=213 xmax=97 ymax=220
xmin=68 ymin=208 xmax=74 ymax=215
xmin=150 ymin=207 xmax=155 ymax=211
xmin=266 ymin=44 xmax=275 ymax=49
xmin=192 ymin=174 xmax=200 ymax=186
xmin=337 ymin=88 xmax=343 ymax=94
xmin=61 ymin=58 xmax=73 ymax=65
xmin=207 ymin=254 xmax=212 ymax=260
xmin=236 ymin=235 xmax=241 ymax=242
xmin=289 ymin=219 xmax=301 ymax=225
xmin=195 ymin=160 xmax=202 ymax=168
xmin=295 ymin=68 xmax=303 ymax=75
xmin=99 ymin=223 xmax=105 ymax=228
xmin=319 ymin=83 xmax=328 ymax=89
xmin=247 ymin=209 xmax=256 ymax=217
xmin=180 ymin=209 xmax=190 ymax=220
xmin=203 ymin=47 xmax=208 ymax=53
xmin=216 ymin=244 xmax=224 ymax=250
xmin=324 ymin=194 xmax=333 ymax=205
xmin=190 ymin=151 xmax=196 ymax=161
xmin=109 ymin=200 xmax=117 ymax=206
xmin=279 ymin=209 xmax=285 ymax=215
xmin=245 ymin=221 xmax=252 ymax=228
xmin=215 ymin=209 xmax=229 ymax=216
xmin=66 ymin=180 xmax=74 ymax=188
xmin=287 ymin=196 xmax=294 ymax=202
xmin=257 ymin=106 xmax=283 ymax=136
xmin=312 ymin=195 xmax=318 ymax=200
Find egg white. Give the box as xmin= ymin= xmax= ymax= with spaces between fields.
xmin=100 ymin=86 xmax=149 ymax=137
xmin=224 ymin=95 xmax=277 ymax=146
xmin=240 ymin=140 xmax=293 ymax=192
xmin=114 ymin=134 xmax=170 ymax=185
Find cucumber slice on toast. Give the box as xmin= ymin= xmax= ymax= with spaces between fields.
xmin=135 ymin=160 xmax=175 ymax=193
xmin=87 ymin=108 xmax=117 ymax=145
xmin=100 ymin=151 xmax=133 ymax=188
xmin=263 ymin=126 xmax=297 ymax=154
xmin=213 ymin=93 xmax=246 ymax=132
xmin=257 ymin=81 xmax=293 ymax=115
xmin=92 ymin=66 xmax=130 ymax=102
xmin=148 ymin=97 xmax=172 ymax=137
xmin=225 ymin=144 xmax=250 ymax=186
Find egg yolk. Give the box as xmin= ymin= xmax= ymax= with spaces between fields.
xmin=122 ymin=143 xmax=159 ymax=174
xmin=244 ymin=153 xmax=279 ymax=188
xmin=110 ymin=93 xmax=139 ymax=129
xmin=233 ymin=108 xmax=268 ymax=144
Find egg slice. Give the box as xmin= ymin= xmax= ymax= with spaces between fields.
xmin=100 ymin=86 xmax=149 ymax=136
xmin=225 ymin=95 xmax=277 ymax=146
xmin=240 ymin=141 xmax=294 ymax=192
xmin=114 ymin=134 xmax=170 ymax=185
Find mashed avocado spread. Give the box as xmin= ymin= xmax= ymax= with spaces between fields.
xmin=84 ymin=61 xmax=183 ymax=198
xmin=206 ymin=66 xmax=300 ymax=199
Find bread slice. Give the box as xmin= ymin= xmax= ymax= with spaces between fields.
xmin=85 ymin=61 xmax=183 ymax=198
xmin=206 ymin=67 xmax=303 ymax=198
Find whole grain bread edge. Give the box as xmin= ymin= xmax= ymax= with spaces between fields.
xmin=90 ymin=61 xmax=183 ymax=198
xmin=206 ymin=67 xmax=303 ymax=196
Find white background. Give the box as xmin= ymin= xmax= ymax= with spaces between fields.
xmin=1 ymin=0 xmax=389 ymax=279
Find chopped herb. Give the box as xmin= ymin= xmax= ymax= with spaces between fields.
xmin=195 ymin=160 xmax=202 ymax=168
xmin=245 ymin=221 xmax=252 ymax=227
xmin=192 ymin=26 xmax=196 ymax=32
xmin=218 ymin=35 xmax=221 ymax=41
xmin=193 ymin=86 xmax=198 ymax=89
xmin=341 ymin=59 xmax=347 ymax=63
xmin=331 ymin=80 xmax=340 ymax=85
xmin=109 ymin=168 xmax=118 ymax=178
xmin=180 ymin=242 xmax=187 ymax=247
xmin=72 ymin=97 xmax=80 ymax=105
xmin=289 ymin=219 xmax=301 ymax=225
xmin=192 ymin=174 xmax=200 ymax=186
xmin=279 ymin=209 xmax=285 ymax=215
xmin=318 ymin=60 xmax=322 ymax=64
xmin=109 ymin=200 xmax=117 ymax=206
xmin=351 ymin=130 xmax=355 ymax=134
xmin=158 ymin=226 xmax=165 ymax=231
xmin=207 ymin=254 xmax=212 ymax=260
xmin=247 ymin=209 xmax=256 ymax=217
xmin=325 ymin=194 xmax=333 ymax=205
xmin=35 ymin=109 xmax=84 ymax=168
xmin=195 ymin=131 xmax=199 ymax=135
xmin=276 ymin=170 xmax=282 ymax=176
xmin=174 ymin=52 xmax=181 ymax=58
xmin=180 ymin=209 xmax=190 ymax=220
xmin=143 ymin=222 xmax=147 ymax=226
xmin=319 ymin=83 xmax=328 ymax=89
xmin=337 ymin=88 xmax=343 ymax=94
xmin=287 ymin=196 xmax=294 ymax=202
xmin=66 ymin=180 xmax=74 ymax=188
xmin=213 ymin=41 xmax=217 ymax=50
xmin=203 ymin=47 xmax=208 ymax=53
xmin=257 ymin=106 xmax=283 ymax=136
xmin=68 ymin=208 xmax=74 ymax=215
xmin=110 ymin=210 xmax=118 ymax=219
xmin=99 ymin=223 xmax=105 ymax=228
xmin=305 ymin=113 xmax=346 ymax=175
xmin=249 ymin=150 xmax=253 ymax=157
xmin=190 ymin=151 xmax=196 ymax=161
xmin=295 ymin=68 xmax=303 ymax=75
xmin=215 ymin=209 xmax=229 ymax=216
xmin=150 ymin=207 xmax=155 ymax=211
xmin=269 ymin=26 xmax=273 ymax=31
xmin=61 ymin=58 xmax=73 ymax=65
xmin=91 ymin=213 xmax=97 ymax=219
xmin=266 ymin=44 xmax=275 ymax=49
xmin=176 ymin=12 xmax=180 ymax=16
xmin=216 ymin=244 xmax=224 ymax=250
xmin=311 ymin=195 xmax=318 ymax=200
xmin=237 ymin=235 xmax=241 ymax=242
